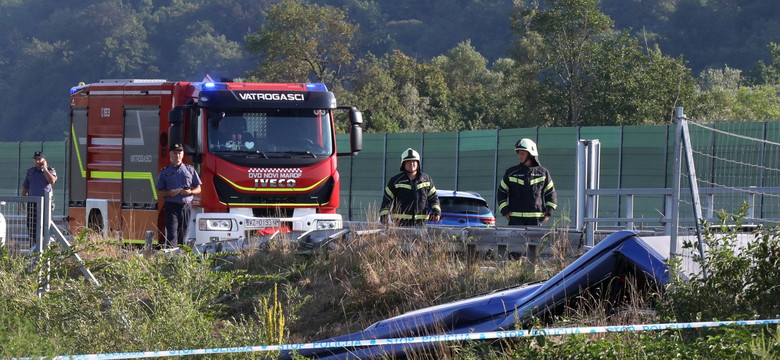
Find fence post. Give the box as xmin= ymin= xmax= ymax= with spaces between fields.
xmin=670 ymin=110 xmax=683 ymax=258
xmin=348 ymin=150 xmax=354 ymax=221
xmin=664 ymin=194 xmax=673 ymax=236
xmin=382 ymin=133 xmax=387 ymax=190
xmin=492 ymin=130 xmax=500 ymax=220
xmin=16 ymin=141 xmax=22 ymax=196
xmin=625 ymin=194 xmax=634 ymax=230
xmin=575 ymin=140 xmax=586 ymax=231
xmin=454 ymin=131 xmax=460 ymax=191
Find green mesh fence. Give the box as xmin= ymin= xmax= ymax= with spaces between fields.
xmin=7 ymin=121 xmax=777 ymax=226
xmin=338 ymin=124 xmax=683 ymax=227
xmin=0 ymin=141 xmax=68 ymax=215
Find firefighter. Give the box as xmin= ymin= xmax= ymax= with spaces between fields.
xmin=156 ymin=144 xmax=202 ymax=248
xmin=497 ymin=138 xmax=557 ymax=226
xmin=380 ymin=148 xmax=441 ymax=227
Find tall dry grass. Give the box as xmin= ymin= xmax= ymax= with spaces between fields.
xmin=230 ymin=223 xmax=567 ymax=345
xmin=3 ymin=207 xmax=777 ymax=359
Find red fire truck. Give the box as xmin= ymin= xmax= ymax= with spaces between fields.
xmin=68 ymin=79 xmax=362 ymax=250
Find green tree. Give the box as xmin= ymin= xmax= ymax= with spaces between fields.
xmin=432 ymin=41 xmax=513 ymax=130
xmin=178 ymin=21 xmax=245 ymax=79
xmin=510 ymin=0 xmax=613 ymax=127
xmin=746 ymin=42 xmax=780 ymax=86
xmin=585 ymin=37 xmax=695 ymax=126
xmin=660 ymin=0 xmax=778 ymax=73
xmin=343 ymin=50 xmax=454 ymax=133
xmin=692 ymin=66 xmax=780 ymax=122
xmin=381 ymin=50 xmax=444 ymax=132
xmin=510 ymin=0 xmax=695 ymax=126
xmin=2 ymin=0 xmax=156 ymax=141
xmin=342 ymin=53 xmax=404 ymax=133
xmin=245 ymin=0 xmax=358 ymax=88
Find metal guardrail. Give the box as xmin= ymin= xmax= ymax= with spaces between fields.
xmin=585 ymin=187 xmax=780 ymax=223
xmin=345 ymin=221 xmax=578 ymax=265
xmin=577 ymin=130 xmax=780 ymax=251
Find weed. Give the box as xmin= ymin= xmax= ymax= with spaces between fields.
xmin=2 ymin=207 xmax=778 ymax=359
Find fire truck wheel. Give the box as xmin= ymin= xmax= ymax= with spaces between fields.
xmin=88 ymin=210 xmax=104 ymax=234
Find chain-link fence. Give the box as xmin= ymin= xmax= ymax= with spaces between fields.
xmin=3 ymin=121 xmax=778 ymax=234
xmin=0 ymin=141 xmax=68 ymax=216
xmin=0 ymin=195 xmax=55 ymax=257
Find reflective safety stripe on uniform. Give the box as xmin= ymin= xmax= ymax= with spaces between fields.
xmin=395 ymin=183 xmax=412 ymax=189
xmin=391 ymin=214 xmax=430 ymax=220
xmin=498 ymin=200 xmax=508 ymax=213
xmin=509 ymin=212 xmax=546 ymax=218
xmin=385 ymin=187 xmax=395 ymax=198
xmin=546 ymin=201 xmax=557 ymax=209
xmin=508 ymin=177 xmax=525 ymax=185
xmin=427 ymin=186 xmax=440 ymax=212
xmin=530 ymin=176 xmax=546 ymax=185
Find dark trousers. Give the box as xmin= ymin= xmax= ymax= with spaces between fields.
xmin=508 ymin=217 xmax=543 ymax=226
xmin=396 ymin=219 xmax=427 ymax=227
xmin=163 ymin=202 xmax=192 ymax=248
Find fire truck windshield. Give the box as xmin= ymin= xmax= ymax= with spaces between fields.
xmin=207 ymin=109 xmax=333 ymax=157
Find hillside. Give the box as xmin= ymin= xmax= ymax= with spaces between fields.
xmin=1 ymin=0 xmax=778 ymax=141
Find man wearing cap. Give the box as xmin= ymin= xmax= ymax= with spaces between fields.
xmin=497 ymin=138 xmax=557 ymax=226
xmin=22 ymin=151 xmax=57 ymax=247
xmin=156 ymin=144 xmax=202 ymax=248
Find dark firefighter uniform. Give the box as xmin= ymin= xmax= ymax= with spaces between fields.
xmin=497 ymin=162 xmax=557 ymax=226
xmin=380 ymin=172 xmax=441 ymax=227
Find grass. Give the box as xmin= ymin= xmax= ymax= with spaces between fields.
xmin=1 ymin=209 xmax=779 ymax=359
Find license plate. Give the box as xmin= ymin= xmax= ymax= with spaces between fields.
xmin=245 ymin=218 xmax=281 ymax=228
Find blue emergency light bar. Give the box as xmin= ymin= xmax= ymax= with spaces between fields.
xmin=196 ymin=81 xmax=327 ymax=92
xmin=306 ymin=83 xmax=328 ymax=92
xmin=70 ymin=83 xmax=87 ymax=95
xmin=198 ymin=81 xmax=227 ymax=90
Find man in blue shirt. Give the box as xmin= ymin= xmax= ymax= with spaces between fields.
xmin=156 ymin=144 xmax=202 ymax=248
xmin=22 ymin=151 xmax=57 ymax=247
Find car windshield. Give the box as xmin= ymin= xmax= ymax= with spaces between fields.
xmin=439 ymin=197 xmax=492 ymax=215
xmin=207 ymin=109 xmax=333 ymax=157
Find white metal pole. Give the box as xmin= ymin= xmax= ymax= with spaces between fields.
xmin=576 ymin=140 xmax=586 ymax=231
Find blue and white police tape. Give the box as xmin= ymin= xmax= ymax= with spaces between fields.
xmin=47 ymin=318 xmax=780 ymax=359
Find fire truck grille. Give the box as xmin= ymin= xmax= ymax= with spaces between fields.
xmin=213 ymin=176 xmax=334 ymax=208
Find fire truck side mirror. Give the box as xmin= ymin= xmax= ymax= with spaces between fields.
xmin=337 ymin=106 xmax=363 ymax=156
xmin=168 ymin=107 xmax=183 ymax=125
xmin=349 ymin=107 xmax=363 ymax=125
xmin=168 ymin=107 xmax=184 ymax=148
xmin=350 ymin=124 xmax=362 ymax=154
xmin=347 ymin=107 xmax=363 ymax=154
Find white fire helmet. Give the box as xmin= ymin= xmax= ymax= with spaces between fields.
xmin=514 ymin=138 xmax=539 ymax=157
xmin=400 ymin=148 xmax=421 ymax=171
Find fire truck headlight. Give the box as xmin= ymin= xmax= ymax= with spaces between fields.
xmin=315 ymin=220 xmax=338 ymax=230
xmin=199 ymin=219 xmax=233 ymax=231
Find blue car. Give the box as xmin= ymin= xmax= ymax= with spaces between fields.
xmin=428 ymin=190 xmax=496 ymax=227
